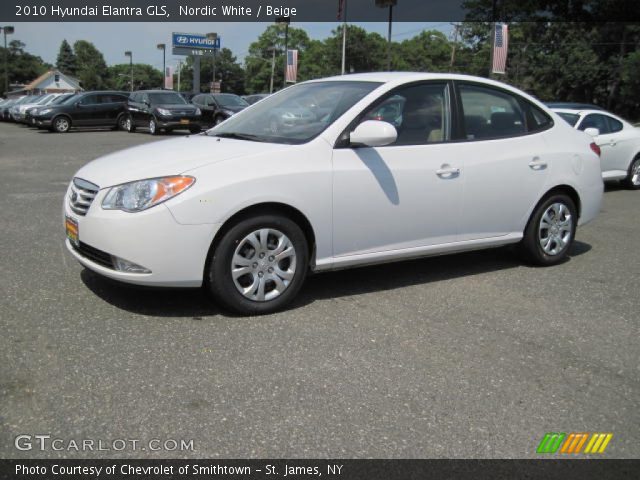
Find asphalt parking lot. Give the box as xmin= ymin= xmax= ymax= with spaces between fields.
xmin=0 ymin=122 xmax=638 ymax=459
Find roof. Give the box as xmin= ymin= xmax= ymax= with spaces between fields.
xmin=25 ymin=70 xmax=81 ymax=90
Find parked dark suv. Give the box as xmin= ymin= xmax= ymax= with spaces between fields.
xmin=125 ymin=90 xmax=202 ymax=135
xmin=191 ymin=93 xmax=249 ymax=126
xmin=32 ymin=91 xmax=129 ymax=133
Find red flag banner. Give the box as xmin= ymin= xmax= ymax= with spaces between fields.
xmin=286 ymin=49 xmax=298 ymax=83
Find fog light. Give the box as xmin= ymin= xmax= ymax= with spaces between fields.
xmin=111 ymin=256 xmax=151 ymax=273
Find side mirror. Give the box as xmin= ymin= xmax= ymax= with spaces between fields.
xmin=584 ymin=127 xmax=600 ymax=137
xmin=350 ymin=120 xmax=397 ymax=147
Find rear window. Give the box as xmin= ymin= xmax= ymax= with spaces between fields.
xmin=557 ymin=112 xmax=580 ymax=127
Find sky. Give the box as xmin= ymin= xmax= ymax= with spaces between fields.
xmin=12 ymin=22 xmax=452 ymax=70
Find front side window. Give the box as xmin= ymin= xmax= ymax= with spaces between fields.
xmin=579 ymin=114 xmax=610 ymax=134
xmin=211 ymin=81 xmax=381 ymax=144
xmin=359 ymin=83 xmax=451 ymax=145
xmin=79 ymin=95 xmax=99 ymax=106
xmin=459 ymin=84 xmax=526 ymax=140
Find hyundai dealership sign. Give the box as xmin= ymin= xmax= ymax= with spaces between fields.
xmin=172 ymin=32 xmax=221 ymax=56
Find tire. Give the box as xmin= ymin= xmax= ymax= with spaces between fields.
xmin=621 ymin=155 xmax=640 ymax=190
xmin=149 ymin=117 xmax=158 ymax=135
xmin=520 ymin=193 xmax=577 ymax=266
xmin=52 ymin=115 xmax=71 ymax=133
xmin=205 ymin=214 xmax=309 ymax=315
xmin=116 ymin=114 xmax=128 ymax=131
xmin=125 ymin=115 xmax=136 ymax=133
xmin=214 ymin=116 xmax=224 ymax=126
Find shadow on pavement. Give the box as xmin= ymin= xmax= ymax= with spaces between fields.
xmin=80 ymin=241 xmax=591 ymax=318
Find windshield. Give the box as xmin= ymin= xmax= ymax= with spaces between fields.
xmin=149 ymin=92 xmax=187 ymax=105
xmin=37 ymin=95 xmax=55 ymax=104
xmin=215 ymin=94 xmax=249 ymax=107
xmin=210 ymin=81 xmax=381 ymax=144
xmin=557 ymin=112 xmax=580 ymax=126
xmin=52 ymin=94 xmax=75 ymax=105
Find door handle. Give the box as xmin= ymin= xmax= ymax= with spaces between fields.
xmin=609 ymin=140 xmax=617 ymax=146
xmin=435 ymin=164 xmax=460 ymax=178
xmin=528 ymin=157 xmax=547 ymax=170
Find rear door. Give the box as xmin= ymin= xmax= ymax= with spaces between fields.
xmin=454 ymin=82 xmax=551 ymax=240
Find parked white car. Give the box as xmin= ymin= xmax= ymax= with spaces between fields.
xmin=552 ymin=108 xmax=640 ymax=189
xmin=64 ymin=73 xmax=603 ymax=314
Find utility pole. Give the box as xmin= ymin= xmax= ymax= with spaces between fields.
xmin=276 ymin=16 xmax=290 ymax=89
xmin=157 ymin=43 xmax=166 ymax=88
xmin=206 ymin=32 xmax=218 ymax=93
xmin=177 ymin=60 xmax=182 ymax=92
xmin=1 ymin=26 xmax=14 ymax=96
xmin=269 ymin=46 xmax=276 ymax=94
xmin=124 ymin=51 xmax=133 ymax=92
xmin=375 ymin=0 xmax=397 ymax=71
xmin=450 ymin=23 xmax=459 ymax=68
xmin=340 ymin=0 xmax=348 ymax=75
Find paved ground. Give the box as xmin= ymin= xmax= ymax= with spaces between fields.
xmin=0 ymin=122 xmax=638 ymax=459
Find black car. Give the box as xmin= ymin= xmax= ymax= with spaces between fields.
xmin=31 ymin=91 xmax=129 ymax=133
xmin=191 ymin=93 xmax=249 ymax=126
xmin=26 ymin=93 xmax=77 ymax=127
xmin=242 ymin=93 xmax=270 ymax=105
xmin=125 ymin=90 xmax=202 ymax=135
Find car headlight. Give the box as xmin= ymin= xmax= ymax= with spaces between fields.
xmin=222 ymin=109 xmax=234 ymax=116
xmin=157 ymin=108 xmax=172 ymax=116
xmin=39 ymin=108 xmax=52 ymax=115
xmin=194 ymin=108 xmax=201 ymax=116
xmin=102 ymin=176 xmax=195 ymax=212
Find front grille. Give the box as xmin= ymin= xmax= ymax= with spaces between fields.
xmin=69 ymin=177 xmax=99 ymax=216
xmin=71 ymin=241 xmax=114 ymax=270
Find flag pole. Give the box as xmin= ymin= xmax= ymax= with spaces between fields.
xmin=341 ymin=0 xmax=348 ymax=75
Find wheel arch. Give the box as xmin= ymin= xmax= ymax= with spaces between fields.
xmin=203 ymin=202 xmax=317 ymax=279
xmin=52 ymin=113 xmax=72 ymax=126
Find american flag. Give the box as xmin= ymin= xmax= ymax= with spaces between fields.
xmin=286 ymin=49 xmax=298 ymax=83
xmin=164 ymin=66 xmax=173 ymax=90
xmin=492 ymin=23 xmax=509 ymax=74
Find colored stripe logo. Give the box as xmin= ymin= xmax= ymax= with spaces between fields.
xmin=537 ymin=433 xmax=613 ymax=454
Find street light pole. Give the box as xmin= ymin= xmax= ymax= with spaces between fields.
xmin=375 ymin=0 xmax=397 ymax=71
xmin=1 ymin=26 xmax=14 ymax=97
xmin=157 ymin=43 xmax=166 ymax=88
xmin=268 ymin=46 xmax=276 ymax=94
xmin=206 ymin=33 xmax=218 ymax=92
xmin=124 ymin=51 xmax=133 ymax=92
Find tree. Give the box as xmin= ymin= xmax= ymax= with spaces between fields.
xmin=199 ymin=48 xmax=245 ymax=94
xmin=0 ymin=40 xmax=49 ymax=92
xmin=56 ymin=40 xmax=77 ymax=76
xmin=73 ymin=40 xmax=108 ymax=90
xmin=107 ymin=64 xmax=162 ymax=91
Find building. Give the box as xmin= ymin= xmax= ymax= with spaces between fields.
xmin=7 ymin=70 xmax=83 ymax=98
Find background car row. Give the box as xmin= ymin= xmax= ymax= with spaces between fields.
xmin=0 ymin=90 xmax=264 ymax=135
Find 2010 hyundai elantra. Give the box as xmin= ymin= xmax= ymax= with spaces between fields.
xmin=64 ymin=73 xmax=604 ymax=314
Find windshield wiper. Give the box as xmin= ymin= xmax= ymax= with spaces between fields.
xmin=210 ymin=132 xmax=266 ymax=142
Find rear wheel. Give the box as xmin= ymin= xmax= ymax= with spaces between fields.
xmin=622 ymin=156 xmax=640 ymax=190
xmin=116 ymin=114 xmax=128 ymax=131
xmin=205 ymin=214 xmax=309 ymax=315
xmin=520 ymin=193 xmax=577 ymax=266
xmin=52 ymin=116 xmax=70 ymax=133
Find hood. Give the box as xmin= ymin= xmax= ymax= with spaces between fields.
xmin=220 ymin=104 xmax=246 ymax=113
xmin=74 ymin=134 xmax=288 ymax=188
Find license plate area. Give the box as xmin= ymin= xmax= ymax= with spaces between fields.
xmin=65 ymin=215 xmax=79 ymax=247
xmin=180 ymin=119 xmax=190 ymax=125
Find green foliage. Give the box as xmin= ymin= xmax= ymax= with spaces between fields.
xmin=1 ymin=40 xmax=49 ymax=94
xmin=106 ymin=63 xmax=162 ymax=91
xmin=73 ymin=40 xmax=108 ymax=90
xmin=56 ymin=39 xmax=77 ymax=76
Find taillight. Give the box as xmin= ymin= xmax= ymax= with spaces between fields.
xmin=590 ymin=142 xmax=601 ymax=157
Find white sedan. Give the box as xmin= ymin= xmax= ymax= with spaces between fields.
xmin=64 ymin=73 xmax=603 ymax=314
xmin=552 ymin=107 xmax=640 ymax=189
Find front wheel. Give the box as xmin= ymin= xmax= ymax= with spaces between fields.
xmin=520 ymin=194 xmax=577 ymax=266
xmin=116 ymin=114 xmax=128 ymax=131
xmin=149 ymin=117 xmax=159 ymax=135
xmin=52 ymin=116 xmax=70 ymax=133
xmin=622 ymin=156 xmax=640 ymax=190
xmin=205 ymin=214 xmax=309 ymax=315
xmin=125 ymin=115 xmax=136 ymax=133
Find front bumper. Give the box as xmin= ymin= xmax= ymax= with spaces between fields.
xmin=156 ymin=115 xmax=202 ymax=130
xmin=63 ymin=188 xmax=221 ymax=287
xmin=33 ymin=115 xmax=53 ymax=127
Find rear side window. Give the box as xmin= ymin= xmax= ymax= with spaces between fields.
xmin=579 ymin=114 xmax=610 ymax=134
xmin=557 ymin=112 xmax=580 ymax=126
xmin=607 ymin=116 xmax=623 ymax=133
xmin=459 ymin=84 xmax=526 ymax=140
xmin=527 ymin=103 xmax=553 ymax=132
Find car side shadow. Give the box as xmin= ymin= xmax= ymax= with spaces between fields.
xmin=80 ymin=241 xmax=591 ymax=318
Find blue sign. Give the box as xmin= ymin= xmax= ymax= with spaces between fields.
xmin=172 ymin=32 xmax=221 ymax=50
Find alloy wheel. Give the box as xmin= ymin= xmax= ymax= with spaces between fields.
xmin=149 ymin=119 xmax=156 ymax=134
xmin=55 ymin=117 xmax=69 ymax=132
xmin=538 ymin=202 xmax=573 ymax=256
xmin=631 ymin=158 xmax=640 ymax=186
xmin=231 ymin=228 xmax=297 ymax=302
